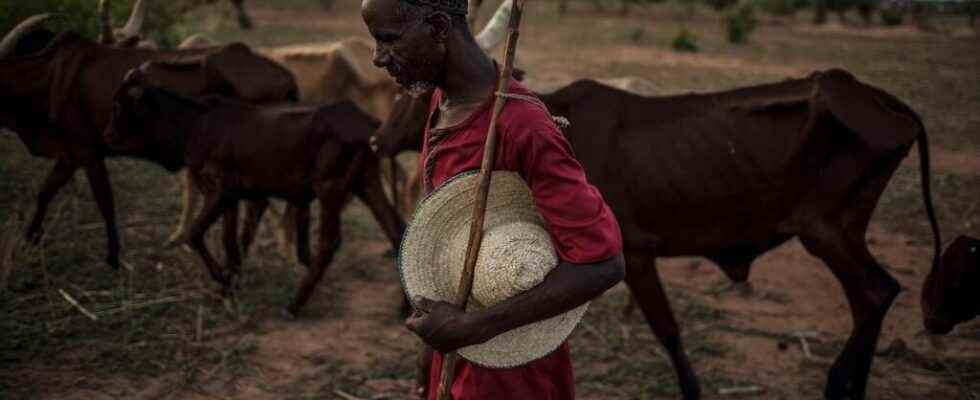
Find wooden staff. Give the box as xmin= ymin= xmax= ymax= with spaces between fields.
xmin=435 ymin=1 xmax=525 ymax=399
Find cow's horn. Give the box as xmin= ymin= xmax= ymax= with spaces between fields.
xmin=0 ymin=14 xmax=57 ymax=58
xmin=475 ymin=0 xmax=512 ymax=53
xmin=99 ymin=0 xmax=115 ymax=44
xmin=120 ymin=0 xmax=148 ymax=39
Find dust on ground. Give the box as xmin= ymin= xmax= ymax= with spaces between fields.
xmin=2 ymin=0 xmax=978 ymax=399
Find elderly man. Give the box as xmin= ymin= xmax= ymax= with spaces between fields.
xmin=361 ymin=0 xmax=626 ymax=398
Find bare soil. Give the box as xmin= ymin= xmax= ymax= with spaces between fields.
xmin=2 ymin=0 xmax=978 ymax=399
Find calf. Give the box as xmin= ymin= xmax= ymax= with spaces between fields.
xmin=371 ymin=69 xmax=941 ymax=400
xmin=922 ymin=235 xmax=980 ymax=334
xmin=105 ymin=74 xmax=405 ymax=317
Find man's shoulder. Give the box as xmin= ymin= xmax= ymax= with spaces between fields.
xmin=498 ymin=81 xmax=560 ymax=141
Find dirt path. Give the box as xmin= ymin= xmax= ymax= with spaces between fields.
xmin=96 ymin=225 xmax=978 ymax=400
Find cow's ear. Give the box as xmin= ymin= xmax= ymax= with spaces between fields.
xmin=816 ymin=69 xmax=920 ymax=155
xmin=48 ymin=36 xmax=89 ymax=123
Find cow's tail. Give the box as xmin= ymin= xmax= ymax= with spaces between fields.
xmin=860 ymin=77 xmax=942 ymax=272
xmin=914 ymin=114 xmax=942 ymax=272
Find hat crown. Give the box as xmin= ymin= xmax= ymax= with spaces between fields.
xmin=468 ymin=221 xmax=557 ymax=308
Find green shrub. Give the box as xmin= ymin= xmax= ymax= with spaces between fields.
xmin=671 ymin=28 xmax=699 ymax=52
xmin=813 ymin=0 xmax=829 ymax=24
xmin=2 ymin=0 xmax=184 ymax=49
xmin=724 ymin=0 xmax=758 ymax=44
xmin=755 ymin=0 xmax=797 ymax=16
xmin=879 ymin=6 xmax=905 ymax=26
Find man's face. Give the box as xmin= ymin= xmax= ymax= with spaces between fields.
xmin=362 ymin=0 xmax=447 ymax=96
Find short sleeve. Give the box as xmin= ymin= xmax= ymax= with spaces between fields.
xmin=508 ymin=116 xmax=623 ymax=264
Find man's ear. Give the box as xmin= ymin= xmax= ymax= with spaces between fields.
xmin=425 ymin=11 xmax=453 ymax=43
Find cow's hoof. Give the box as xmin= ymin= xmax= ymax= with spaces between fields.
xmin=25 ymin=230 xmax=42 ymax=246
xmin=165 ymin=233 xmax=188 ymax=248
xmin=732 ymin=281 xmax=754 ymax=297
xmin=280 ymin=307 xmax=298 ymax=320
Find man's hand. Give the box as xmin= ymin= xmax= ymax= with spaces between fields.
xmin=405 ymin=297 xmax=487 ymax=353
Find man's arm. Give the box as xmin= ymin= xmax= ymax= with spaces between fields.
xmin=406 ymin=254 xmax=624 ymax=353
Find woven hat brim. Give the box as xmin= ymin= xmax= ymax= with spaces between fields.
xmin=398 ymin=171 xmax=589 ymax=368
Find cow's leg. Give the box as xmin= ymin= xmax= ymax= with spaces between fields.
xmin=26 ymin=160 xmax=75 ymax=245
xmin=624 ymin=251 xmax=701 ymax=400
xmin=354 ymin=158 xmax=409 ymax=315
xmin=400 ymin=161 xmax=423 ymax=217
xmin=239 ymin=198 xmax=267 ymax=257
xmin=715 ymin=261 xmax=755 ymax=296
xmin=354 ymin=158 xmax=406 ymax=250
xmin=284 ymin=179 xmax=348 ymax=318
xmin=798 ymin=224 xmax=899 ymax=400
xmin=85 ymin=160 xmax=121 ymax=270
xmin=188 ymin=191 xmax=235 ymax=286
xmin=277 ymin=205 xmax=298 ymax=259
xmin=230 ymin=0 xmax=253 ymax=29
xmin=167 ymin=169 xmax=198 ymax=247
xmin=294 ymin=202 xmax=311 ymax=268
xmin=221 ymin=201 xmax=241 ymax=282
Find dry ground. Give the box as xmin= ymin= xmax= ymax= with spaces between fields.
xmin=1 ymin=0 xmax=979 ymax=399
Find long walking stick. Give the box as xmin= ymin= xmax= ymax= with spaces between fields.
xmin=435 ymin=1 xmax=525 ymax=399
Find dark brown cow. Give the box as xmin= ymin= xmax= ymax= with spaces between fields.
xmin=922 ymin=235 xmax=980 ymax=334
xmin=371 ymin=69 xmax=941 ymax=400
xmin=0 ymin=15 xmax=297 ymax=270
xmin=104 ymin=75 xmax=405 ymax=317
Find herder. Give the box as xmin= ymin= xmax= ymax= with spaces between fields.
xmin=361 ymin=0 xmax=627 ymax=398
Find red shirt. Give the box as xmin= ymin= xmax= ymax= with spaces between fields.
xmin=421 ymin=80 xmax=623 ymax=400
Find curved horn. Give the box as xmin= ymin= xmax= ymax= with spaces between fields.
xmin=475 ymin=0 xmax=512 ymax=53
xmin=99 ymin=0 xmax=115 ymax=44
xmin=0 ymin=13 xmax=57 ymax=58
xmin=120 ymin=0 xmax=148 ymax=39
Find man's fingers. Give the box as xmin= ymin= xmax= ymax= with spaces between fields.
xmin=405 ymin=312 xmax=424 ymax=333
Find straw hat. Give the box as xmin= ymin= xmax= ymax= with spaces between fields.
xmin=399 ymin=171 xmax=589 ymax=368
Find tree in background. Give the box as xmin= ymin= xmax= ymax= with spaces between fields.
xmin=724 ymin=0 xmax=758 ymax=43
xmin=0 ymin=0 xmax=256 ymax=49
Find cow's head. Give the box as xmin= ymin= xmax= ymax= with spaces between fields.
xmin=370 ymin=88 xmax=432 ymax=156
xmin=1 ymin=16 xmax=94 ymax=130
xmin=105 ymin=67 xmax=206 ymax=171
xmin=922 ymin=235 xmax=980 ymax=334
xmin=367 ymin=67 xmax=525 ymax=157
xmin=0 ymin=14 xmax=62 ymax=58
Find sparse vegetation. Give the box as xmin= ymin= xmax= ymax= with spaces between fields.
xmin=672 ymin=28 xmax=700 ymax=51
xmin=723 ymin=0 xmax=758 ymax=43
xmin=2 ymin=0 xmax=978 ymax=398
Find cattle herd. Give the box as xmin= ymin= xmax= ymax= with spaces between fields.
xmin=0 ymin=2 xmax=977 ymax=400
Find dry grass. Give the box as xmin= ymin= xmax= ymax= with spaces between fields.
xmin=1 ymin=0 xmax=978 ymax=398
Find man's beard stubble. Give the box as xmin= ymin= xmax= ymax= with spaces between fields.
xmin=407 ymin=81 xmax=435 ymax=98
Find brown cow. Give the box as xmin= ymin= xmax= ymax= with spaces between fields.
xmin=104 ymin=74 xmax=405 ymax=317
xmin=0 ymin=15 xmax=297 ymax=270
xmin=922 ymin=235 xmax=980 ymax=334
xmin=371 ymin=69 xmax=941 ymax=400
